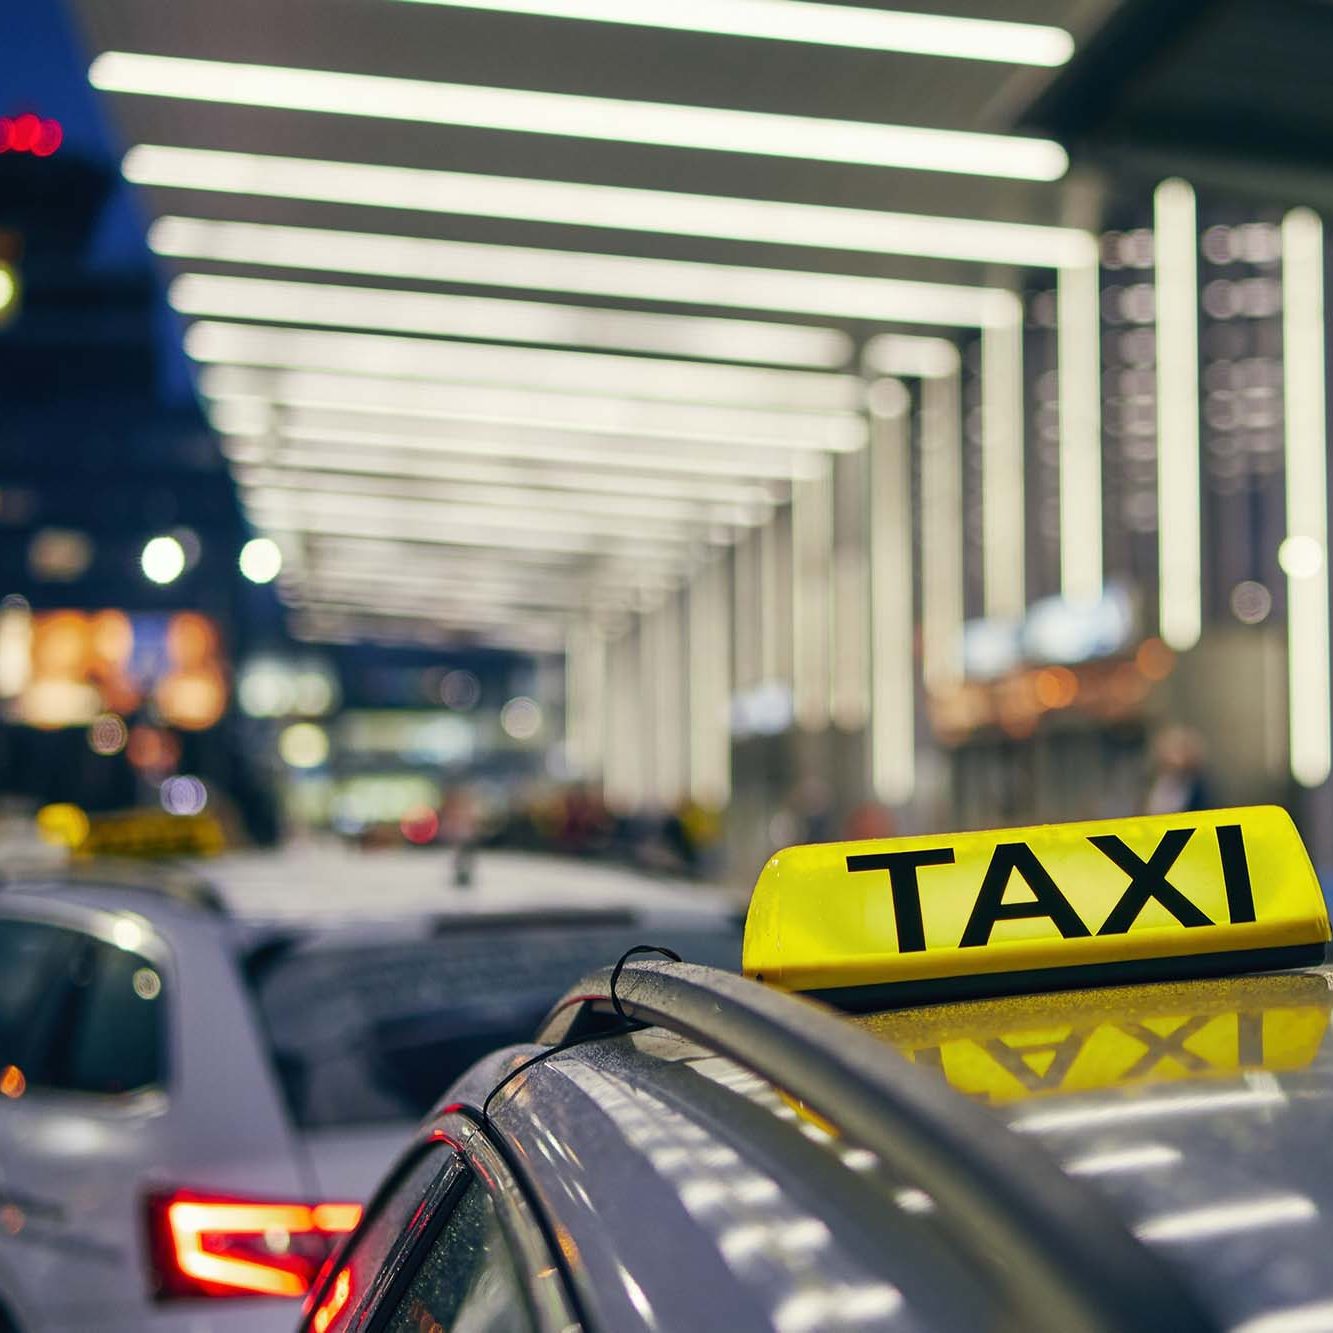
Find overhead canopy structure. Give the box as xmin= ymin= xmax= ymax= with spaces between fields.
xmin=69 ymin=0 xmax=1121 ymax=647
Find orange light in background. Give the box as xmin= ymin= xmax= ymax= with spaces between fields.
xmin=0 ymin=1065 xmax=26 ymax=1099
xmin=1034 ymin=666 xmax=1079 ymax=710
xmin=1135 ymin=637 xmax=1176 ymax=681
xmin=89 ymin=609 xmax=134 ymax=666
xmin=313 ymin=1267 xmax=352 ymax=1333
xmin=156 ymin=666 xmax=228 ymax=731
xmin=127 ymin=726 xmax=182 ymax=774
xmin=167 ymin=612 xmax=221 ymax=668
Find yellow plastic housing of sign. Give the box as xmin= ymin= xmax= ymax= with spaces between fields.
xmin=744 ymin=807 xmax=1330 ymax=1001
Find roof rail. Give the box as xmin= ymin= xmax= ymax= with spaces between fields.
xmin=539 ymin=960 xmax=1217 ymax=1333
xmin=0 ymin=858 xmax=226 ymax=915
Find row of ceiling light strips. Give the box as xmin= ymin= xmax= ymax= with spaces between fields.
xmin=90 ymin=12 xmax=1089 ymax=803
xmin=97 ymin=8 xmax=1311 ymax=799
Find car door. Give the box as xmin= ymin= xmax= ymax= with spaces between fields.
xmin=0 ymin=905 xmax=172 ymax=1327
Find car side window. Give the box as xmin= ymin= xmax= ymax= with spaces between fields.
xmin=59 ymin=936 xmax=165 ymax=1094
xmin=380 ymin=1176 xmax=532 ymax=1333
xmin=0 ymin=919 xmax=76 ymax=1065
xmin=0 ymin=919 xmax=166 ymax=1095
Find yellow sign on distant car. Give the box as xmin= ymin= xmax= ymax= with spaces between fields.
xmin=744 ymin=807 xmax=1330 ymax=1000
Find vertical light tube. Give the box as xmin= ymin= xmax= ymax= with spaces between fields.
xmin=603 ymin=628 xmax=645 ymax=810
xmin=792 ymin=461 xmax=833 ymax=729
xmin=868 ymin=378 xmax=915 ymax=803
xmin=920 ymin=363 xmax=964 ymax=688
xmin=689 ymin=556 xmax=732 ymax=807
xmin=982 ymin=295 xmax=1026 ymax=618
xmin=1155 ymin=177 xmax=1202 ymax=651
xmin=732 ymin=531 xmax=761 ymax=690
xmin=1282 ymin=207 xmax=1331 ymax=788
xmin=1057 ymin=258 xmax=1103 ymax=602
xmin=646 ymin=597 xmax=686 ymax=808
xmin=759 ymin=515 xmax=782 ymax=683
xmin=563 ymin=619 xmax=606 ymax=781
xmin=830 ymin=446 xmax=871 ymax=731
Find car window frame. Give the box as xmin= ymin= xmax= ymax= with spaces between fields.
xmin=345 ymin=1117 xmax=580 ymax=1333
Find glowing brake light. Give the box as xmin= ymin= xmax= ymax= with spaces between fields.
xmin=313 ymin=1266 xmax=353 ymax=1332
xmin=145 ymin=1192 xmax=362 ymax=1300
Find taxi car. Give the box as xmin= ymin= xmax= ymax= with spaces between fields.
xmin=0 ymin=852 xmax=740 ymax=1333
xmin=300 ymin=806 xmax=1333 ymax=1333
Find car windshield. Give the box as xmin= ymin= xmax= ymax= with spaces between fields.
xmin=246 ymin=914 xmax=741 ymax=1129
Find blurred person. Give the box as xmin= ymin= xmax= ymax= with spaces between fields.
xmin=1144 ymin=724 xmax=1214 ymax=814
xmin=440 ymin=784 xmax=481 ymax=887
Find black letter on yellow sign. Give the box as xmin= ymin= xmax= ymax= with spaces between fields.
xmin=1217 ymin=824 xmax=1256 ymax=923
xmin=959 ymin=843 xmax=1091 ymax=947
xmin=847 ymin=848 xmax=955 ymax=952
xmin=1091 ymin=829 xmax=1211 ymax=934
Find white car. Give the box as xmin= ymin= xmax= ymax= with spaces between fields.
xmin=0 ymin=855 xmax=741 ymax=1332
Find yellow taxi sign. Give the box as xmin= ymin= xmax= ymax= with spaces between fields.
xmin=744 ymin=807 xmax=1330 ymax=1001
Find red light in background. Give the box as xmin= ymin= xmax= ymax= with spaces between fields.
xmin=400 ymin=806 xmax=440 ymax=846
xmin=0 ymin=115 xmax=63 ymax=157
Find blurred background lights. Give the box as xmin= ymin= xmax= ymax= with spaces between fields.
xmin=35 ymin=803 xmax=90 ymax=850
xmin=1230 ymin=581 xmax=1273 ymax=625
xmin=400 ymin=805 xmax=440 ymax=845
xmin=0 ymin=114 xmax=62 ymax=156
xmin=88 ymin=712 xmax=129 ymax=756
xmin=238 ymin=659 xmax=295 ymax=717
xmin=239 ymin=535 xmax=283 ymax=583
xmin=440 ymin=668 xmax=481 ymax=711
xmin=499 ymin=695 xmax=543 ymax=741
xmin=1279 ymin=535 xmax=1324 ymax=580
xmin=0 ymin=261 xmax=18 ymax=322
xmin=292 ymin=668 xmax=337 ymax=715
xmin=160 ymin=773 xmax=208 ymax=815
xmin=141 ymin=535 xmax=186 ymax=584
xmin=279 ymin=721 xmax=330 ymax=768
xmin=27 ymin=528 xmax=93 ymax=582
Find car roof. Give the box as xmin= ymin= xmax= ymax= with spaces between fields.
xmin=854 ymin=966 xmax=1333 ymax=1332
xmin=465 ymin=958 xmax=1333 ymax=1333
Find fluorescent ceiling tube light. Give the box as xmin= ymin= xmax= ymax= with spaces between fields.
xmin=152 ymin=217 xmax=1012 ymax=328
xmin=225 ymin=425 xmax=807 ymax=483
xmin=235 ymin=465 xmax=760 ymax=527
xmin=196 ymin=364 xmax=865 ymax=452
xmin=244 ymin=502 xmax=694 ymax=557
xmin=863 ymin=333 xmax=960 ymax=379
xmin=93 ymin=53 xmax=1067 ymax=181
xmin=241 ymin=480 xmax=714 ymax=541
xmin=391 ymin=0 xmax=1074 ymax=65
xmin=181 ymin=317 xmax=861 ymax=413
xmin=131 ymin=147 xmax=1093 ymax=269
xmin=165 ymin=269 xmax=849 ymax=369
xmin=234 ymin=445 xmax=779 ymax=507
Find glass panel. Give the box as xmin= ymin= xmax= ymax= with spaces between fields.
xmin=382 ymin=1178 xmax=531 ymax=1333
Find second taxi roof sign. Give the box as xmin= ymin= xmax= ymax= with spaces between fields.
xmin=743 ymin=807 xmax=1331 ymax=1005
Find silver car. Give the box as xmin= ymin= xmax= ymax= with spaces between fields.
xmin=0 ymin=862 xmax=741 ymax=1332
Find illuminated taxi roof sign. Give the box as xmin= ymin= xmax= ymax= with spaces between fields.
xmin=743 ymin=807 xmax=1330 ymax=1003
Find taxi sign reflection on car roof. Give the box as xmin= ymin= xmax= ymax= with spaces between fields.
xmin=744 ymin=807 xmax=1330 ymax=1003
xmin=859 ymin=973 xmax=1332 ymax=1103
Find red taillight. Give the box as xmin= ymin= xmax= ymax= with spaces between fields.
xmin=145 ymin=1192 xmax=362 ymax=1301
